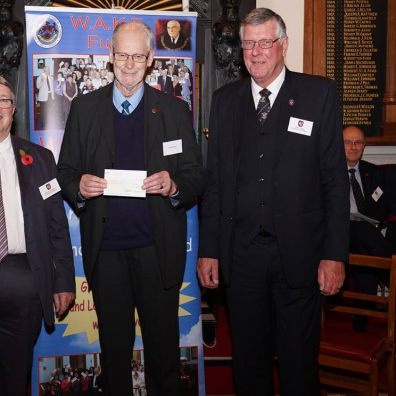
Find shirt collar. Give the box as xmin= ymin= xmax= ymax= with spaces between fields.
xmin=112 ymin=83 xmax=144 ymax=114
xmin=251 ymin=66 xmax=286 ymax=108
xmin=0 ymin=133 xmax=12 ymax=155
xmin=348 ymin=161 xmax=360 ymax=171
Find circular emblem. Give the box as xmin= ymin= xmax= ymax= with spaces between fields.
xmin=298 ymin=120 xmax=304 ymax=128
xmin=33 ymin=15 xmax=62 ymax=48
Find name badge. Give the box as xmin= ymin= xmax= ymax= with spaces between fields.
xmin=39 ymin=178 xmax=61 ymax=200
xmin=287 ymin=117 xmax=314 ymax=136
xmin=163 ymin=139 xmax=182 ymax=156
xmin=372 ymin=186 xmax=383 ymax=202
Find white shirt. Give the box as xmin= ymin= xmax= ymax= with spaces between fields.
xmin=0 ymin=134 xmax=26 ymax=253
xmin=251 ymin=66 xmax=286 ymax=109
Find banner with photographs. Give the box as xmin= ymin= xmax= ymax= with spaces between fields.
xmin=25 ymin=6 xmax=203 ymax=396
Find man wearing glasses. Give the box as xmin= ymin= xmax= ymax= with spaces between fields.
xmin=343 ymin=125 xmax=392 ymax=331
xmin=0 ymin=76 xmax=75 ymax=396
xmin=58 ymin=21 xmax=203 ymax=396
xmin=198 ymin=8 xmax=349 ymax=395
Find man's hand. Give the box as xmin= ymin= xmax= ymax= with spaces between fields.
xmin=317 ymin=260 xmax=345 ymax=295
xmin=79 ymin=174 xmax=107 ymax=199
xmin=143 ymin=171 xmax=177 ymax=197
xmin=53 ymin=292 xmax=75 ymax=318
xmin=197 ymin=258 xmax=219 ymax=289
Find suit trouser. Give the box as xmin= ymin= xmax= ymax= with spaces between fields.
xmin=91 ymin=246 xmax=181 ymax=396
xmin=350 ymin=221 xmax=392 ymax=296
xmin=227 ymin=235 xmax=322 ymax=396
xmin=0 ymin=254 xmax=43 ymax=396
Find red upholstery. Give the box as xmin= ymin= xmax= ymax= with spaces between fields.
xmin=320 ymin=312 xmax=388 ymax=363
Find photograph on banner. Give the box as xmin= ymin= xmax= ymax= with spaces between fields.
xmin=155 ymin=19 xmax=192 ymax=51
xmin=38 ymin=346 xmax=199 ymax=396
xmin=146 ymin=57 xmax=193 ymax=111
xmin=32 ymin=54 xmax=112 ymax=131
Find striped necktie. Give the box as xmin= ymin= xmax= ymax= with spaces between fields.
xmin=121 ymin=100 xmax=131 ymax=115
xmin=349 ymin=168 xmax=366 ymax=214
xmin=257 ymin=88 xmax=271 ymax=125
xmin=0 ymin=172 xmax=8 ymax=262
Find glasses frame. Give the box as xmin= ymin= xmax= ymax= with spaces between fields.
xmin=344 ymin=140 xmax=365 ymax=147
xmin=0 ymin=98 xmax=14 ymax=109
xmin=113 ymin=52 xmax=149 ymax=63
xmin=241 ymin=37 xmax=282 ymax=50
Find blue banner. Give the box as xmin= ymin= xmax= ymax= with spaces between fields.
xmin=25 ymin=6 xmax=204 ymax=396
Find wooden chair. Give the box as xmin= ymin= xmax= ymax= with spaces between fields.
xmin=319 ymin=253 xmax=396 ymax=396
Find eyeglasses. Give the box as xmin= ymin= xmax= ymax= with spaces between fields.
xmin=344 ymin=140 xmax=365 ymax=147
xmin=113 ymin=52 xmax=149 ymax=63
xmin=241 ymin=37 xmax=282 ymax=50
xmin=0 ymin=98 xmax=14 ymax=109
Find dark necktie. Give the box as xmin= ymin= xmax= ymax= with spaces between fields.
xmin=46 ymin=76 xmax=51 ymax=92
xmin=349 ymin=168 xmax=366 ymax=214
xmin=257 ymin=88 xmax=271 ymax=125
xmin=0 ymin=172 xmax=8 ymax=262
xmin=121 ymin=100 xmax=130 ymax=115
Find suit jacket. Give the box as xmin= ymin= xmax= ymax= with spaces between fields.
xmin=158 ymin=33 xmax=191 ymax=51
xmin=199 ymin=70 xmax=350 ymax=288
xmin=157 ymin=75 xmax=174 ymax=95
xmin=357 ymin=159 xmax=388 ymax=223
xmin=58 ymin=83 xmax=203 ymax=289
xmin=11 ymin=136 xmax=75 ymax=325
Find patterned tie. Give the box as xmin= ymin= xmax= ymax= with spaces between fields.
xmin=0 ymin=172 xmax=8 ymax=262
xmin=121 ymin=100 xmax=131 ymax=115
xmin=349 ymin=168 xmax=366 ymax=214
xmin=257 ymin=88 xmax=271 ymax=125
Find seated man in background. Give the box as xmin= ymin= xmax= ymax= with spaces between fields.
xmin=343 ymin=125 xmax=392 ymax=331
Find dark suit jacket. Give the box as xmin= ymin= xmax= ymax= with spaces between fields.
xmin=11 ymin=136 xmax=75 ymax=325
xmin=199 ymin=70 xmax=350 ymax=288
xmin=157 ymin=75 xmax=174 ymax=95
xmin=57 ymin=83 xmax=203 ymax=289
xmin=357 ymin=159 xmax=388 ymax=223
xmin=158 ymin=33 xmax=191 ymax=51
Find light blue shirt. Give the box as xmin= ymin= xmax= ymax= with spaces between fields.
xmin=112 ymin=83 xmax=144 ymax=114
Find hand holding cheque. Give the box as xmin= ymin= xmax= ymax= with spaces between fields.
xmin=79 ymin=170 xmax=177 ymax=199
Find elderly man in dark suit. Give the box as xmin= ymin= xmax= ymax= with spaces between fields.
xmin=157 ymin=20 xmax=191 ymax=51
xmin=0 ymin=76 xmax=75 ymax=396
xmin=198 ymin=8 xmax=349 ymax=396
xmin=343 ymin=125 xmax=392 ymax=331
xmin=58 ymin=21 xmax=203 ymax=396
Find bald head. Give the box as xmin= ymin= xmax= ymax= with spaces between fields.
xmin=343 ymin=126 xmax=365 ymax=167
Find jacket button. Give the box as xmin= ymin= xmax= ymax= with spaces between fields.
xmin=229 ymin=216 xmax=233 ymax=221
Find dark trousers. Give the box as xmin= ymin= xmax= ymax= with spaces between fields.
xmin=92 ymin=246 xmax=181 ymax=396
xmin=350 ymin=221 xmax=392 ymax=295
xmin=227 ymin=235 xmax=322 ymax=396
xmin=0 ymin=254 xmax=42 ymax=396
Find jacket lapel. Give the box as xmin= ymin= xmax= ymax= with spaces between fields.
xmin=98 ymin=84 xmax=116 ymax=165
xmin=144 ymin=84 xmax=161 ymax=167
xmin=270 ymin=70 xmax=298 ymax=171
xmin=233 ymin=80 xmax=251 ymax=184
xmin=10 ymin=136 xmax=31 ymax=214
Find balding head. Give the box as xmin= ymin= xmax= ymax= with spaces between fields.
xmin=343 ymin=126 xmax=366 ymax=167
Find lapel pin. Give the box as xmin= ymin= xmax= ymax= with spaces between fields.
xmin=288 ymin=99 xmax=295 ymax=106
xmin=151 ymin=107 xmax=158 ymax=114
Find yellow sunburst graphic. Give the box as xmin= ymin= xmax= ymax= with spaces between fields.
xmin=57 ymin=278 xmax=196 ymax=344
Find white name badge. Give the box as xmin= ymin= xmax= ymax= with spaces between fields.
xmin=287 ymin=117 xmax=314 ymax=136
xmin=39 ymin=178 xmax=61 ymax=200
xmin=103 ymin=169 xmax=147 ymax=198
xmin=372 ymin=186 xmax=383 ymax=202
xmin=163 ymin=139 xmax=182 ymax=156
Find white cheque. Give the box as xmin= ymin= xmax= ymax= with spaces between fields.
xmin=103 ymin=169 xmax=147 ymax=198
